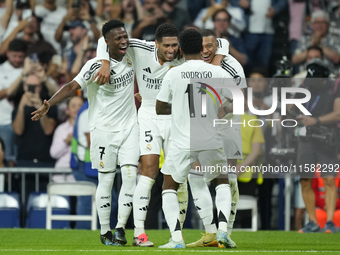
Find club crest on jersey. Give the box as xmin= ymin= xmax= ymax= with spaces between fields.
xmin=146 ymin=144 xmax=152 ymax=151
xmin=99 ymin=161 xmax=105 ymax=169
xmin=169 ymin=65 xmax=174 ymax=70
xmin=127 ymin=58 xmax=132 ymax=67
xmin=233 ymin=75 xmax=241 ymax=86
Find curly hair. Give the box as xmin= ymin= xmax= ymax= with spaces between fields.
xmin=102 ymin=19 xmax=125 ymax=39
xmin=155 ymin=23 xmax=179 ymax=43
xmin=179 ymin=29 xmax=202 ymax=55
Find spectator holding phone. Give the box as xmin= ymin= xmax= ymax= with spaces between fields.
xmin=131 ymin=0 xmax=169 ymax=40
xmin=0 ymin=14 xmax=56 ymax=56
xmin=11 ymin=73 xmax=58 ymax=199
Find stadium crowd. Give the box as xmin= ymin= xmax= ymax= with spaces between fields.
xmin=0 ymin=0 xmax=340 ymax=244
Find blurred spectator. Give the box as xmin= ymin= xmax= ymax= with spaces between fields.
xmin=54 ymin=0 xmax=101 ymax=50
xmin=247 ymin=67 xmax=276 ymax=230
xmin=292 ymin=10 xmax=340 ymax=76
xmin=212 ymin=9 xmax=247 ymax=65
xmin=63 ymin=20 xmax=90 ymax=74
xmin=98 ymin=0 xmax=143 ymax=36
xmin=288 ymin=0 xmax=305 ymax=61
xmin=50 ymin=96 xmax=83 ymax=182
xmin=329 ymin=0 xmax=340 ymax=37
xmin=234 ymin=99 xmax=264 ymax=229
xmin=243 ymin=0 xmax=287 ymax=71
xmin=131 ymin=0 xmax=170 ymax=40
xmin=69 ymin=35 xmax=96 ymax=79
xmin=0 ymin=15 xmax=56 ymax=56
xmin=187 ymin=0 xmax=209 ymax=21
xmin=194 ymin=0 xmax=246 ymax=38
xmin=161 ymin=0 xmax=191 ymax=32
xmin=0 ymin=39 xmax=27 ymax=166
xmin=11 ymin=73 xmax=58 ymax=201
xmin=0 ymin=0 xmax=31 ymax=43
xmin=0 ymin=0 xmax=14 ymax=41
xmin=11 ymin=73 xmax=57 ymax=167
xmin=34 ymin=0 xmax=67 ymax=55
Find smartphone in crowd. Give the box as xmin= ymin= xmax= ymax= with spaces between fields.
xmin=28 ymin=85 xmax=35 ymax=93
xmin=30 ymin=53 xmax=37 ymax=63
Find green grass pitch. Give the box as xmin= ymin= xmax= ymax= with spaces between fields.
xmin=0 ymin=229 xmax=339 ymax=255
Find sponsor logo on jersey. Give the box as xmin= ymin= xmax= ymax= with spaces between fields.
xmin=127 ymin=58 xmax=132 ymax=67
xmin=100 ymin=161 xmax=105 ymax=169
xmin=146 ymin=144 xmax=152 ymax=151
xmin=143 ymin=67 xmax=151 ymax=73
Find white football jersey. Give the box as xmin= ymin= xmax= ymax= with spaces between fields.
xmin=73 ymin=56 xmax=136 ymax=132
xmin=220 ymin=54 xmax=247 ymax=129
xmin=157 ymin=60 xmax=235 ymax=151
xmin=97 ymin=37 xmax=230 ymax=120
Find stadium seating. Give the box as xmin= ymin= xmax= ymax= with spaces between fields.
xmin=46 ymin=181 xmax=97 ymax=230
xmin=26 ymin=192 xmax=70 ymax=229
xmin=0 ymin=192 xmax=20 ymax=228
xmin=235 ymin=195 xmax=258 ymax=231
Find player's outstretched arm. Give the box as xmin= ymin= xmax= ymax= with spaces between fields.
xmin=31 ymin=81 xmax=81 ymax=121
xmin=156 ymin=100 xmax=171 ymax=115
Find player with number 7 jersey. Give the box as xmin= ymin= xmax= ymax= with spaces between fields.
xmin=96 ymin=23 xmax=230 ymax=247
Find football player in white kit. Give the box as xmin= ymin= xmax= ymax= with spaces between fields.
xmin=31 ymin=20 xmax=139 ymax=246
xmin=95 ymin=23 xmax=230 ymax=246
xmin=186 ymin=29 xmax=246 ymax=248
xmin=156 ymin=28 xmax=237 ymax=249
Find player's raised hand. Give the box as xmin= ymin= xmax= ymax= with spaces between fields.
xmin=31 ymin=99 xmax=50 ymax=121
xmin=93 ymin=60 xmax=110 ymax=85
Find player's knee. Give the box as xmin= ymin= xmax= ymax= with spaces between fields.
xmin=323 ymin=177 xmax=335 ymax=188
xmin=300 ymin=178 xmax=312 ymax=189
xmin=141 ymin=156 xmax=160 ymax=179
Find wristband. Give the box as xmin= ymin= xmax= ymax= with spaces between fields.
xmin=315 ymin=117 xmax=321 ymax=125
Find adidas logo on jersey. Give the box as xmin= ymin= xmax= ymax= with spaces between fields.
xmin=123 ymin=202 xmax=133 ymax=207
xmin=110 ymin=69 xmax=116 ymax=75
xmin=234 ymin=151 xmax=241 ymax=156
xmin=143 ymin=67 xmax=151 ymax=73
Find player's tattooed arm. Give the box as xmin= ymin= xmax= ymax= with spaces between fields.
xmin=156 ymin=100 xmax=171 ymax=115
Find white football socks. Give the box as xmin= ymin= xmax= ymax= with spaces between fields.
xmin=215 ymin=184 xmax=231 ymax=233
xmin=188 ymin=173 xmax=217 ymax=233
xmin=133 ymin=175 xmax=155 ymax=237
xmin=177 ymin=181 xmax=189 ymax=229
xmin=162 ymin=189 xmax=182 ymax=242
xmin=96 ymin=171 xmax=116 ymax=235
xmin=115 ymin=165 xmax=137 ymax=229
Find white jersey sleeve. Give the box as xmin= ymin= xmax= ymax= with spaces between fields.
xmin=156 ymin=71 xmax=173 ymax=103
xmin=73 ymin=59 xmax=102 ymax=89
xmin=96 ymin=37 xmax=109 ymax=62
xmin=221 ymin=55 xmax=247 ymax=89
xmin=216 ymin=38 xmax=230 ymax=56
